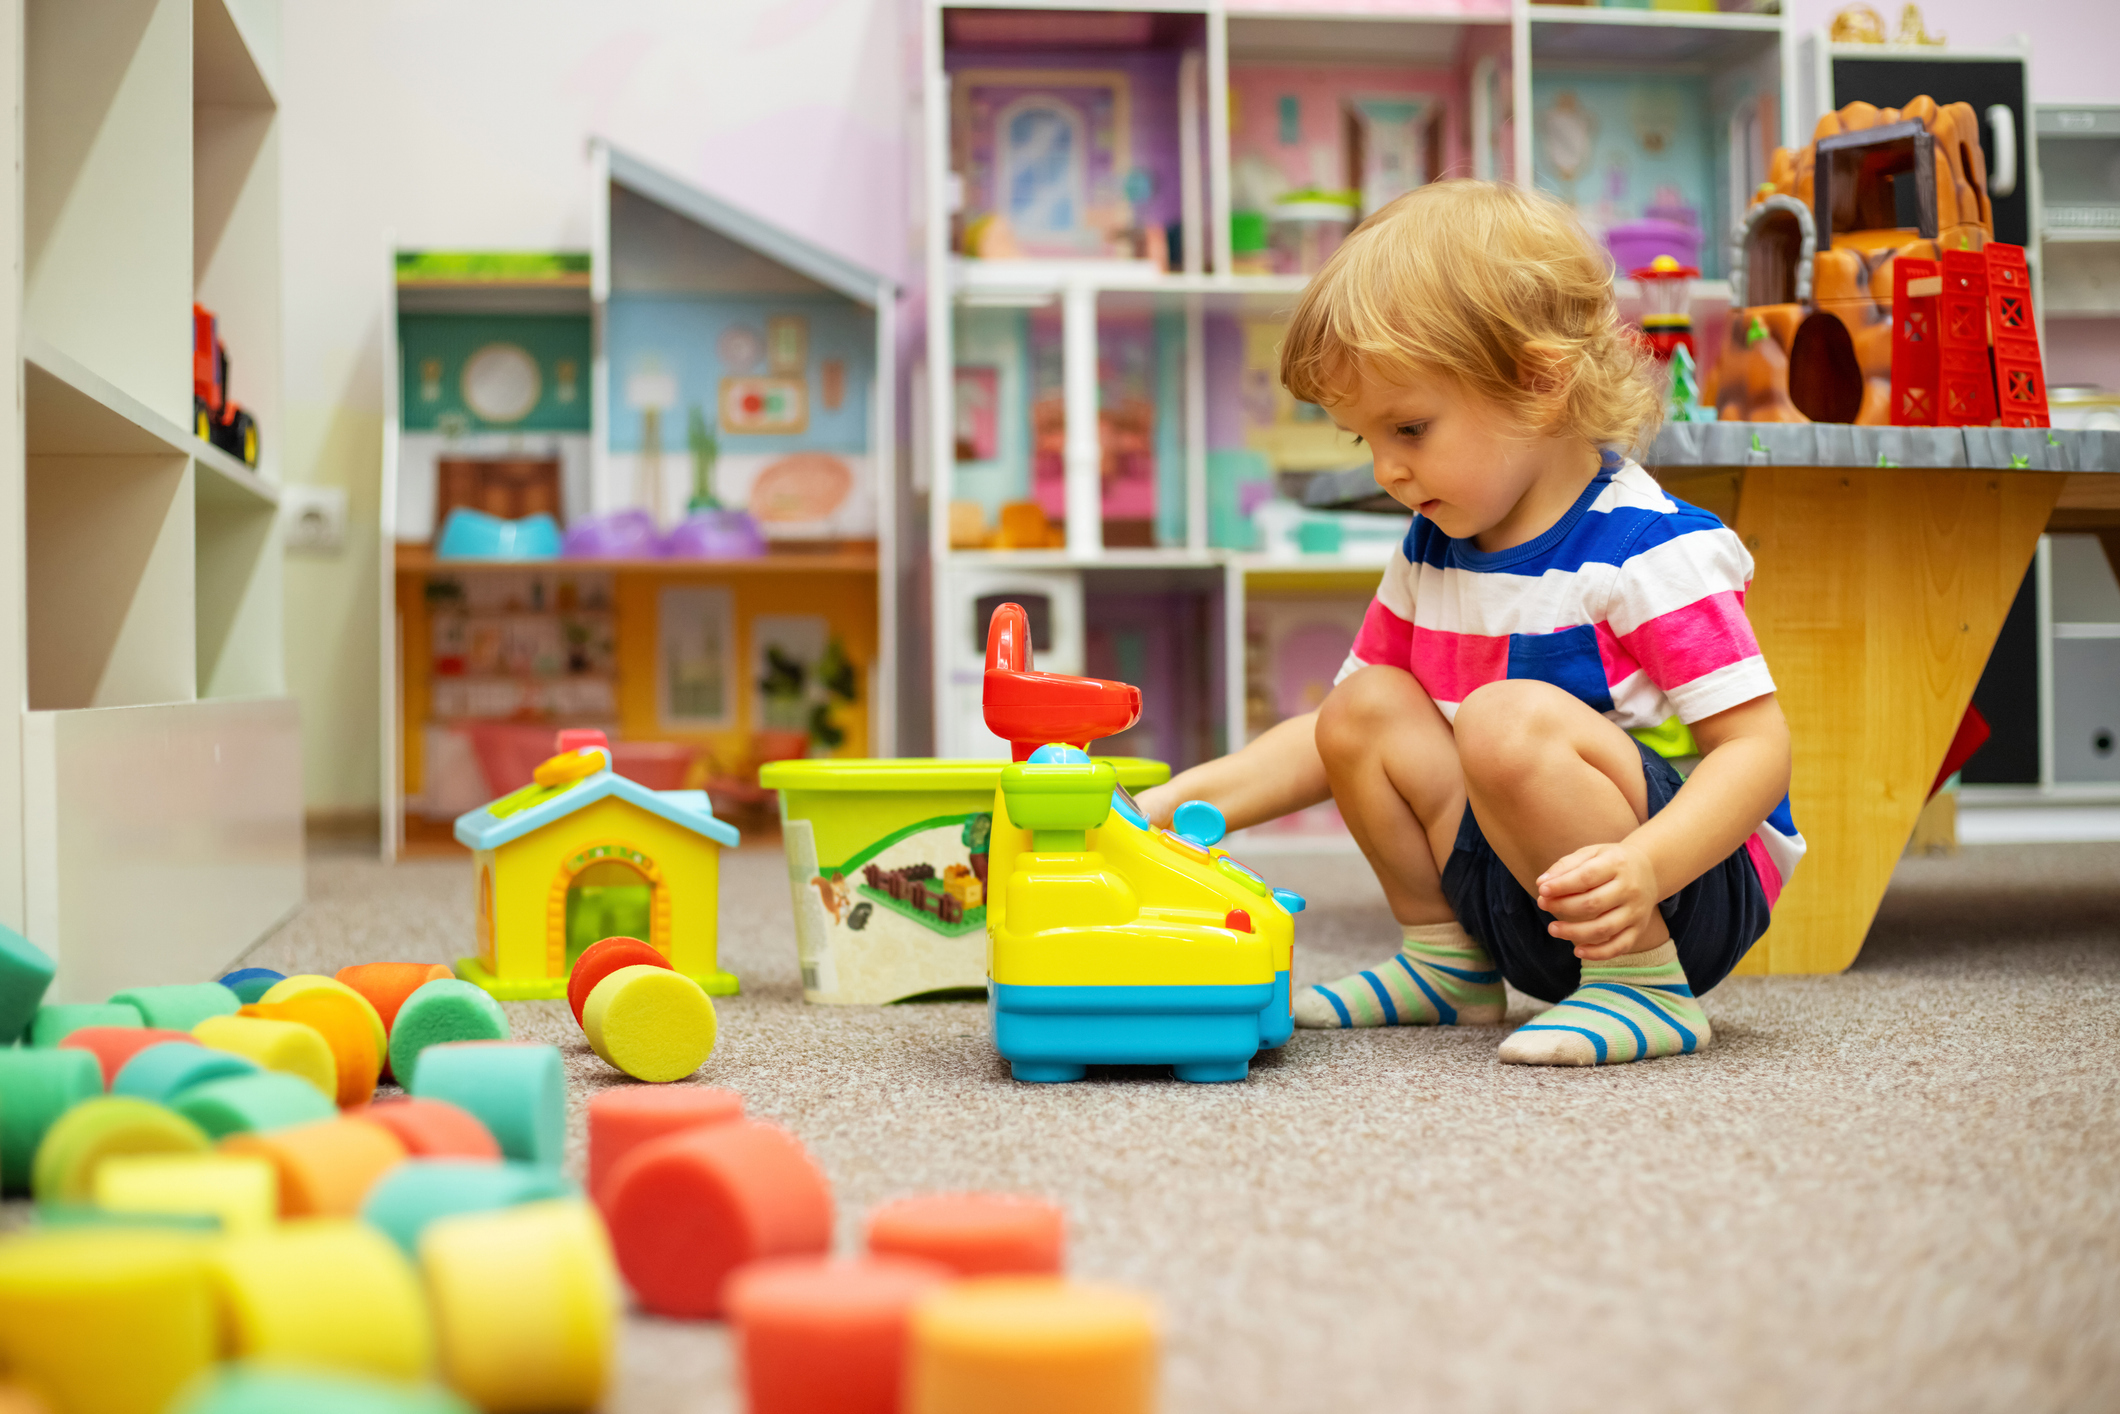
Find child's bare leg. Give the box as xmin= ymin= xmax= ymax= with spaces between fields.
xmin=1293 ymin=667 xmax=1504 ymax=1028
xmin=1451 ymin=679 xmax=1709 ymax=1065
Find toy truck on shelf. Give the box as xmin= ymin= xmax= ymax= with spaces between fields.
xmin=193 ymin=303 xmax=260 ymax=466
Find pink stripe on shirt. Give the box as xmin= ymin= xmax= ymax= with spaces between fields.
xmin=1617 ymin=590 xmax=1761 ymax=693
xmin=1743 ymin=833 xmax=1784 ymax=907
xmin=1407 ymin=627 xmax=1511 ymax=706
xmin=1350 ymin=598 xmax=1414 ymax=671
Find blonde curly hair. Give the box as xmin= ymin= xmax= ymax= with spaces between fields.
xmin=1280 ymin=180 xmax=1664 ymax=453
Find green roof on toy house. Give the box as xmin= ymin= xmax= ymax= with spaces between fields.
xmin=454 ymin=748 xmax=739 ymax=853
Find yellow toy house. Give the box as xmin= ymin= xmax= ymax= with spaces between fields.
xmin=452 ymin=734 xmax=740 ymax=1000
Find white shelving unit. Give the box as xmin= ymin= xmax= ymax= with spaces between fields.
xmin=1 ymin=0 xmax=301 ymax=1001
xmin=916 ymin=0 xmax=1787 ymax=768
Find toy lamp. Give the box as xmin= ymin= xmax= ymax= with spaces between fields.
xmin=1631 ymin=255 xmax=1699 ymax=363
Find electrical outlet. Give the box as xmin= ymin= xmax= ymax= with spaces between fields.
xmin=282 ymin=485 xmax=348 ymax=554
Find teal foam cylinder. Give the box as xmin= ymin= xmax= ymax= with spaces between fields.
xmin=30 ymin=1002 xmax=144 ymax=1048
xmin=0 ymin=1047 xmax=102 ymax=1193
xmin=171 ymin=1070 xmax=336 ymax=1139
xmin=217 ymin=968 xmax=286 ymax=1005
xmin=172 ymin=1366 xmax=477 ymax=1414
xmin=360 ymin=1158 xmax=576 ymax=1257
xmin=0 ymin=924 xmax=55 ymax=1045
xmin=387 ymin=980 xmax=510 ymax=1086
xmin=112 ymin=1040 xmax=260 ymax=1103
xmin=408 ymin=1042 xmax=564 ymax=1168
xmin=107 ymin=982 xmax=240 ymax=1031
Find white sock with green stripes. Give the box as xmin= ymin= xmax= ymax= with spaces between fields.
xmin=1292 ymin=922 xmax=1506 ymax=1029
xmin=1496 ymin=941 xmax=1711 ymax=1066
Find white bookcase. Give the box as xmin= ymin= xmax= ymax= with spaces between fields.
xmin=0 ymin=0 xmax=302 ymax=1002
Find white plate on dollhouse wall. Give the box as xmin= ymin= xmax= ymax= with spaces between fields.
xmin=461 ymin=342 xmax=541 ymax=424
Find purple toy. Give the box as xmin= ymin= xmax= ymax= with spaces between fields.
xmin=562 ymin=508 xmax=664 ymax=560
xmin=1606 ymin=219 xmax=1702 ymax=279
xmin=664 ymin=509 xmax=767 ymax=560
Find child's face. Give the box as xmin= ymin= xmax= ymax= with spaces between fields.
xmin=1324 ymin=366 xmax=1576 ymax=547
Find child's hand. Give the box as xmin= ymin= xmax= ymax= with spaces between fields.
xmin=1536 ymin=842 xmax=1664 ymax=960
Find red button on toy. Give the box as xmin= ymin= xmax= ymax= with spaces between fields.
xmin=1224 ymin=909 xmax=1252 ymax=934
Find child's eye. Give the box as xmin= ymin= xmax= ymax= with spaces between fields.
xmin=1348 ymin=434 xmax=1364 ymax=446
xmin=1396 ymin=423 xmax=1427 ymax=440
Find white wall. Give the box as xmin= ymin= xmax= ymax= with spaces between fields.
xmin=1782 ymin=0 xmax=2120 ymax=106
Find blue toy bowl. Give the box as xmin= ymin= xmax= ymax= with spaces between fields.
xmin=435 ymin=508 xmax=563 ymax=561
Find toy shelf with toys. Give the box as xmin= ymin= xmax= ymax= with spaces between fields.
xmin=380 ymin=146 xmax=899 ymax=858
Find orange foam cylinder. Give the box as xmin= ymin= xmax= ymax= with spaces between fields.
xmin=335 ymin=963 xmax=454 ymax=1033
xmin=905 ymin=1278 xmax=1158 ymax=1414
xmin=587 ymin=1086 xmax=742 ymax=1210
xmin=221 ymin=1116 xmax=408 ymax=1218
xmin=57 ymin=1027 xmax=196 ymax=1087
xmin=356 ymin=1097 xmax=501 ymax=1161
xmin=604 ymin=1119 xmax=832 ymax=1318
xmin=728 ymin=1256 xmax=952 ymax=1414
xmin=242 ymin=991 xmax=380 ymax=1107
xmin=866 ymin=1194 xmax=1067 ymax=1277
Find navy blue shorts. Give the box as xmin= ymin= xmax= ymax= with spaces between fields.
xmin=1439 ymin=739 xmax=1770 ymax=1004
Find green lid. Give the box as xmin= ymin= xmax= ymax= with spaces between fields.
xmin=761 ymin=757 xmax=1168 ymax=793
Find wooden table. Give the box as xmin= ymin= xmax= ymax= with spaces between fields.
xmin=1647 ymin=424 xmax=2120 ymax=974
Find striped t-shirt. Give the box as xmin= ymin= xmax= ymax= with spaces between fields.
xmin=1336 ymin=452 xmax=1805 ymax=905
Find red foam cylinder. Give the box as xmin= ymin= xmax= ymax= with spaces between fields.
xmin=727 ymin=1256 xmax=952 ymax=1414
xmin=605 ymin=1119 xmax=833 ymax=1318
xmin=566 ymin=937 xmax=670 ymax=1028
xmin=587 ymin=1086 xmax=743 ymax=1209
xmin=58 ymin=1028 xmax=197 ymax=1088
xmin=865 ymin=1193 xmax=1067 ymax=1277
xmin=355 ymin=1096 xmax=501 ymax=1160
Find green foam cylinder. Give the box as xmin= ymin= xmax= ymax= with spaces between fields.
xmin=360 ymin=1159 xmax=576 ymax=1257
xmin=387 ymin=981 xmax=510 ymax=1087
xmin=408 ymin=1043 xmax=563 ymax=1168
xmin=30 ymin=1095 xmax=211 ymax=1204
xmin=0 ymin=924 xmax=55 ymax=1045
xmin=107 ymin=983 xmax=241 ymax=1032
xmin=172 ymin=1365 xmax=477 ymax=1414
xmin=31 ymin=1002 xmax=144 ymax=1048
xmin=0 ymin=1047 xmax=103 ymax=1193
xmin=112 ymin=1041 xmax=261 ymax=1104
xmin=170 ymin=1071 xmax=336 ymax=1140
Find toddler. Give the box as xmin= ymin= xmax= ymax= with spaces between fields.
xmin=1139 ymin=181 xmax=1800 ymax=1067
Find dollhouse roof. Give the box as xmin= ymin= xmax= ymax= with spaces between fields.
xmin=453 ymin=759 xmax=740 ymax=853
xmin=598 ymin=141 xmax=897 ymax=309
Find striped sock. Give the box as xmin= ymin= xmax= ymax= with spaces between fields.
xmin=1292 ymin=922 xmax=1506 ymax=1029
xmin=1496 ymin=941 xmax=1711 ymax=1066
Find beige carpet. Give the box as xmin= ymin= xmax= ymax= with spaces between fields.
xmin=33 ymin=840 xmax=2120 ymax=1411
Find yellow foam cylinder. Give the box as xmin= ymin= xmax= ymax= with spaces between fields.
xmin=243 ymin=990 xmax=381 ymax=1108
xmin=209 ymin=1218 xmax=435 ymax=1380
xmin=93 ymin=1153 xmax=279 ymax=1234
xmin=259 ymin=976 xmax=388 ymax=1071
xmin=193 ymin=1014 xmax=338 ymax=1100
xmin=0 ymin=1385 xmax=51 ymax=1414
xmin=581 ymin=966 xmax=718 ymax=1083
xmin=30 ymin=1096 xmax=211 ymax=1206
xmin=420 ymin=1199 xmax=619 ymax=1413
xmin=0 ymin=1228 xmax=217 ymax=1414
xmin=906 ymin=1277 xmax=1158 ymax=1414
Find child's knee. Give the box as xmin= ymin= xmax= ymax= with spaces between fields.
xmin=1455 ymin=681 xmax=1577 ymax=785
xmin=1316 ymin=666 xmax=1415 ymax=767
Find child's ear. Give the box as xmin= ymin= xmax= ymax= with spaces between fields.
xmin=1515 ymin=341 xmax=1572 ymax=433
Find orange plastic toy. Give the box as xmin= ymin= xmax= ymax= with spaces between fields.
xmin=727 ymin=1256 xmax=952 ymax=1414
xmin=586 ymin=1086 xmax=743 ymax=1209
xmin=867 ymin=1193 xmax=1066 ymax=1277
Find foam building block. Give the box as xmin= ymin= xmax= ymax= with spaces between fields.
xmin=30 ymin=1002 xmax=142 ymax=1048
xmin=209 ymin=1219 xmax=435 ymax=1380
xmin=108 ymin=983 xmax=241 ymax=1033
xmin=357 ymin=1097 xmax=501 ymax=1161
xmin=261 ymin=976 xmax=389 ymax=1068
xmin=31 ymin=1095 xmax=212 ymax=1205
xmin=244 ymin=990 xmax=381 ymax=1107
xmin=867 ymin=1193 xmax=1067 ymax=1277
xmin=112 ymin=1041 xmax=259 ymax=1105
xmin=337 ymin=963 xmax=454 ymax=1033
xmin=362 ymin=1159 xmax=574 ymax=1257
xmin=421 ymin=1199 xmax=620 ymax=1414
xmin=60 ymin=1026 xmax=198 ymax=1087
xmin=216 ymin=969 xmax=286 ymax=1005
xmin=905 ymin=1278 xmax=1158 ymax=1414
xmin=193 ymin=1014 xmax=337 ymax=1099
xmin=566 ymin=937 xmax=669 ymax=1028
xmin=94 ymin=1152 xmax=280 ymax=1234
xmin=172 ymin=1071 xmax=337 ymax=1140
xmin=581 ymin=966 xmax=717 ymax=1083
xmin=604 ymin=1119 xmax=834 ymax=1318
xmin=586 ymin=1086 xmax=742 ymax=1208
xmin=0 ymin=1048 xmax=103 ymax=1193
xmin=0 ymin=1229 xmax=218 ymax=1414
xmin=409 ymin=1043 xmax=563 ymax=1168
xmin=0 ymin=924 xmax=55 ymax=1045
xmin=170 ymin=1366 xmax=475 ymax=1414
xmin=387 ymin=981 xmax=510 ymax=1086
xmin=727 ymin=1256 xmax=953 ymax=1414
xmin=221 ymin=1116 xmax=408 ymax=1218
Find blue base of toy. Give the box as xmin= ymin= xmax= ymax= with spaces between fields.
xmin=992 ymin=972 xmax=1292 ymax=1084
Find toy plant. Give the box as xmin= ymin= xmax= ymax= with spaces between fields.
xmin=979 ymin=602 xmax=1304 ymax=1084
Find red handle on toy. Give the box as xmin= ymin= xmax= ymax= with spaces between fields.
xmin=986 ymin=600 xmax=1030 ymax=674
xmin=981 ymin=602 xmax=1142 ymax=761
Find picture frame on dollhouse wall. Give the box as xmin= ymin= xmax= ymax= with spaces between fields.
xmin=954 ymin=69 xmax=1131 ymax=258
xmin=656 ymin=585 xmax=737 ymax=731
